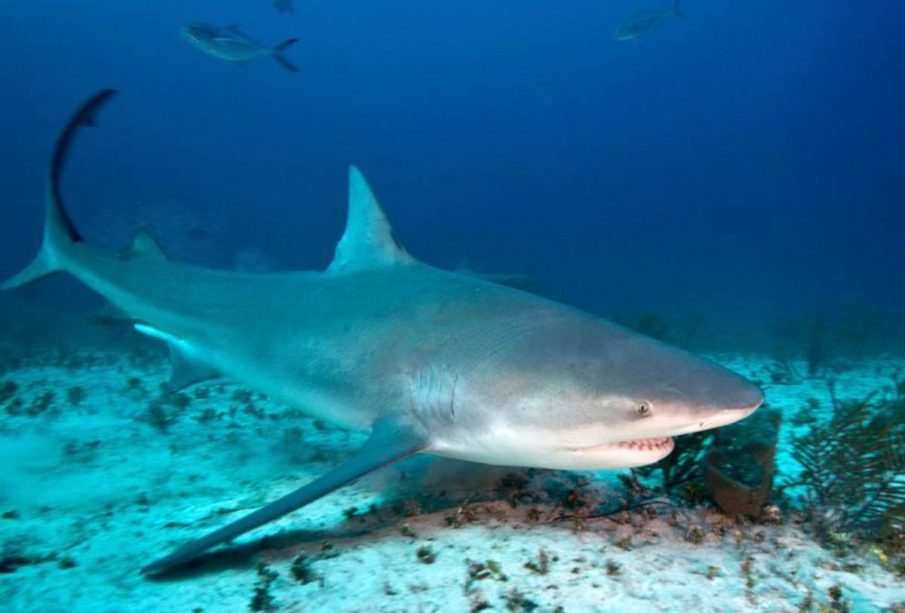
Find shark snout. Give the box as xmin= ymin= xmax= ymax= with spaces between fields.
xmin=696 ymin=378 xmax=764 ymax=430
xmin=722 ymin=374 xmax=764 ymax=414
xmin=735 ymin=380 xmax=765 ymax=413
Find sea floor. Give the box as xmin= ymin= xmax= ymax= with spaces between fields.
xmin=0 ymin=347 xmax=902 ymax=612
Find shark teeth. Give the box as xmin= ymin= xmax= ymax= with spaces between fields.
xmin=615 ymin=437 xmax=673 ymax=451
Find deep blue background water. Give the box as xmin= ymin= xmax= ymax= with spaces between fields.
xmin=1 ymin=0 xmax=904 ymax=350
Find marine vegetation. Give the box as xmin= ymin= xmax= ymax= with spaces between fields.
xmin=632 ymin=406 xmax=782 ymax=518
xmin=632 ymin=429 xmax=713 ymax=500
xmin=704 ymin=407 xmax=782 ymax=518
xmin=787 ymin=377 xmax=905 ymax=545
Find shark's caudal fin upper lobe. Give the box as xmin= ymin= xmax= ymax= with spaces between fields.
xmin=3 ymin=90 xmax=429 ymax=575
xmin=272 ymin=37 xmax=299 ymax=73
xmin=1 ymin=89 xmax=117 ymax=290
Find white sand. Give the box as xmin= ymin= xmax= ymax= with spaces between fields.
xmin=0 ymin=351 xmax=902 ymax=612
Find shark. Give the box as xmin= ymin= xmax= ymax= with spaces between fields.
xmin=3 ymin=90 xmax=764 ymax=575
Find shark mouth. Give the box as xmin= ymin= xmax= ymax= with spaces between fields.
xmin=613 ymin=437 xmax=674 ymax=451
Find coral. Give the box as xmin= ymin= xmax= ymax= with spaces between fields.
xmin=164 ymin=391 xmax=192 ymax=410
xmin=498 ymin=472 xmax=533 ymax=507
xmin=144 ymin=401 xmax=174 ymax=432
xmin=504 ymin=588 xmax=538 ymax=612
xmin=704 ymin=407 xmax=782 ymax=518
xmin=249 ymin=562 xmax=278 ymax=611
xmin=827 ymin=585 xmax=850 ymax=612
xmin=523 ymin=549 xmax=550 ymax=575
xmin=464 ymin=558 xmax=507 ymax=592
xmin=0 ymin=380 xmax=18 ymax=404
xmin=27 ymin=391 xmax=55 ymax=417
xmin=66 ymin=385 xmax=87 ymax=406
xmin=289 ymin=554 xmax=319 ymax=585
xmin=634 ymin=430 xmax=714 ymax=496
xmin=416 ymin=545 xmax=436 ymax=564
xmin=788 ymin=378 xmax=905 ymax=540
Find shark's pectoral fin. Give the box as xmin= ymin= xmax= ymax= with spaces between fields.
xmin=141 ymin=415 xmax=427 ymax=575
xmin=133 ymin=324 xmax=220 ymax=392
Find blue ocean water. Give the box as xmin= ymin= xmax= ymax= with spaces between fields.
xmin=3 ymin=0 xmax=904 ymax=349
xmin=1 ymin=1 xmax=904 ymax=610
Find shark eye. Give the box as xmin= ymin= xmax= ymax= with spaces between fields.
xmin=636 ymin=401 xmax=651 ymax=417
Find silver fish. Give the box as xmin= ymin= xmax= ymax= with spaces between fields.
xmin=182 ymin=22 xmax=299 ymax=72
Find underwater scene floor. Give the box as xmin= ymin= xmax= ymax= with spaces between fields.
xmin=0 ymin=349 xmax=902 ymax=612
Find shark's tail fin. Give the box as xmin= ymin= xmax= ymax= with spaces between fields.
xmin=1 ymin=89 xmax=116 ymax=291
xmin=272 ymin=37 xmax=299 ymax=73
xmin=673 ymin=0 xmax=684 ymax=17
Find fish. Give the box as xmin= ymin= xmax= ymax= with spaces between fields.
xmin=3 ymin=90 xmax=763 ymax=574
xmin=272 ymin=0 xmax=296 ymax=16
xmin=614 ymin=0 xmax=683 ymax=42
xmin=181 ymin=23 xmax=299 ymax=73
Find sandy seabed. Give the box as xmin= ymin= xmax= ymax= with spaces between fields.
xmin=0 ymin=349 xmax=902 ymax=612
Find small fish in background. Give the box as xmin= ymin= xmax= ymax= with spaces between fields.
xmin=182 ymin=22 xmax=299 ymax=72
xmin=614 ymin=0 xmax=683 ymax=42
xmin=272 ymin=0 xmax=296 ymax=16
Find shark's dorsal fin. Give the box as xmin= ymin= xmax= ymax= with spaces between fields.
xmin=120 ymin=231 xmax=167 ymax=261
xmin=327 ymin=166 xmax=414 ymax=274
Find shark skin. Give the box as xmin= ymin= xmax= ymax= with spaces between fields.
xmin=3 ymin=91 xmax=764 ymax=575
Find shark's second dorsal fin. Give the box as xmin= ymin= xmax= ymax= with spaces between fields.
xmin=327 ymin=166 xmax=413 ymax=274
xmin=120 ymin=231 xmax=167 ymax=261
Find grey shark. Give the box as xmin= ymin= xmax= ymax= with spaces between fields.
xmin=3 ymin=91 xmax=763 ymax=574
xmin=182 ymin=22 xmax=299 ymax=72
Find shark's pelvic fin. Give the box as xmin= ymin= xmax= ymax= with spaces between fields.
xmin=134 ymin=324 xmax=220 ymax=392
xmin=141 ymin=415 xmax=428 ymax=574
xmin=166 ymin=344 xmax=220 ymax=392
xmin=1 ymin=89 xmax=117 ymax=290
xmin=327 ymin=166 xmax=414 ymax=274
